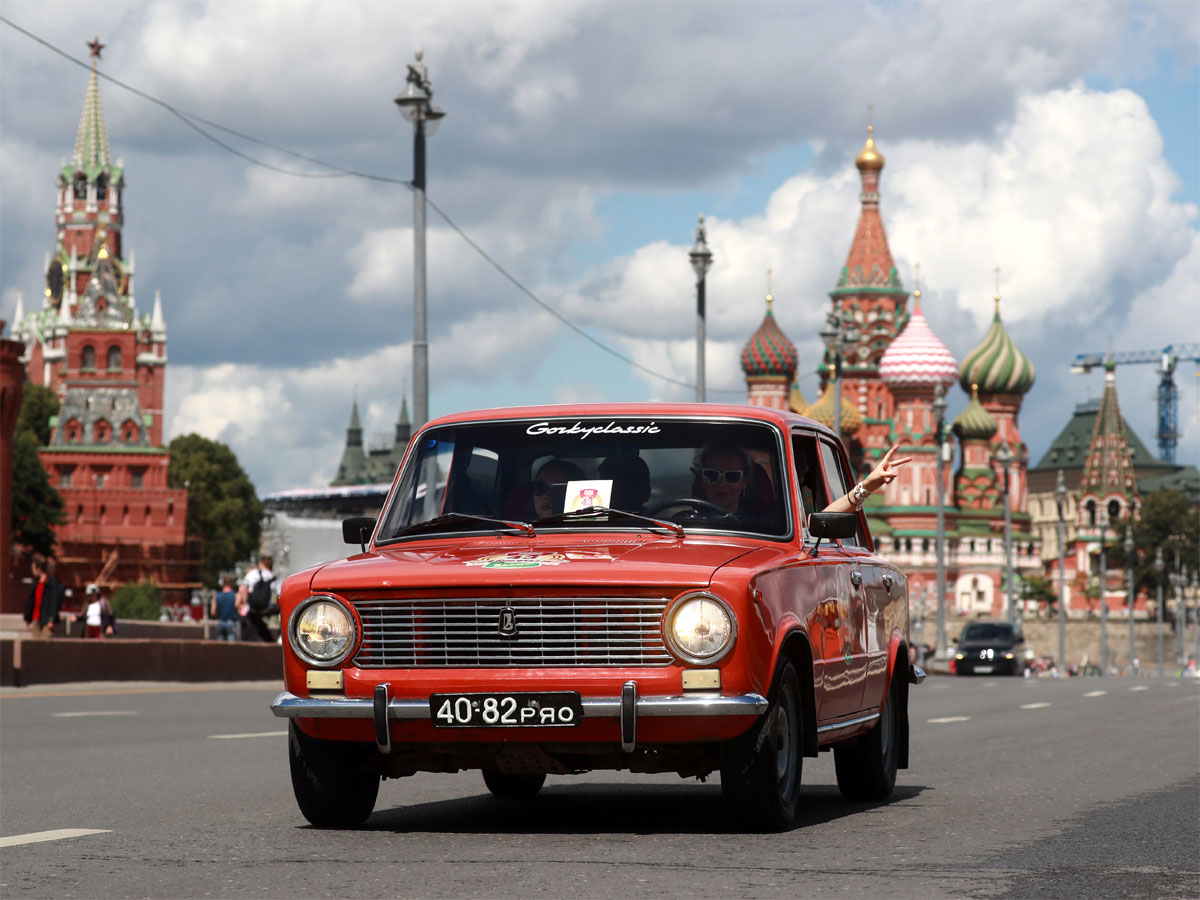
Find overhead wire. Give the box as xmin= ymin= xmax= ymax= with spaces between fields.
xmin=1 ymin=15 xmax=747 ymax=394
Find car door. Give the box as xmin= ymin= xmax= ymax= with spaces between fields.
xmin=794 ymin=432 xmax=864 ymax=722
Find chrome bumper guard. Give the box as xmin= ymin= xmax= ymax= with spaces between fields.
xmin=271 ymin=690 xmax=768 ymax=721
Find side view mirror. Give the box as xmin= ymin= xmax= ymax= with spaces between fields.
xmin=342 ymin=516 xmax=377 ymax=552
xmin=808 ymin=511 xmax=859 ymax=540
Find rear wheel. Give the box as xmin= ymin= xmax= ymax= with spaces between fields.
xmin=288 ymin=721 xmax=380 ymax=827
xmin=720 ymin=660 xmax=803 ymax=831
xmin=482 ymin=770 xmax=546 ymax=798
xmin=834 ymin=672 xmax=899 ymax=801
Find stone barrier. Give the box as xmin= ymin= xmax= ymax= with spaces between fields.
xmin=0 ymin=637 xmax=282 ymax=686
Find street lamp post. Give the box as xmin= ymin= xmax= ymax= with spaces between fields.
xmin=1125 ymin=527 xmax=1136 ymax=675
xmin=1099 ymin=514 xmax=1109 ymax=676
xmin=1174 ymin=547 xmax=1185 ymax=669
xmin=689 ymin=215 xmax=713 ymax=402
xmin=1155 ymin=546 xmax=1164 ymax=677
xmin=1191 ymin=572 xmax=1198 ymax=667
xmin=1054 ymin=470 xmax=1068 ymax=673
xmin=995 ymin=442 xmax=1015 ymax=626
xmin=819 ymin=313 xmax=860 ymax=446
xmin=933 ymin=384 xmax=949 ymax=661
xmin=394 ymin=50 xmax=446 ymax=429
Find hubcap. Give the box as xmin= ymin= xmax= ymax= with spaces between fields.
xmin=774 ymin=685 xmax=798 ymax=795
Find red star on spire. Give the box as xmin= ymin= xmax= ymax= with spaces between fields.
xmin=87 ymin=36 xmax=105 ymax=59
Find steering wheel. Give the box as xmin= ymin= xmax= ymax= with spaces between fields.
xmin=646 ymin=497 xmax=731 ymax=518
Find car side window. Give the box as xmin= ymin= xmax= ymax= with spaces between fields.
xmin=791 ymin=434 xmax=829 ymax=526
xmin=818 ymin=440 xmax=865 ymax=548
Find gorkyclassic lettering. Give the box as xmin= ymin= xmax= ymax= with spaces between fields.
xmin=525 ymin=421 xmax=662 ymax=439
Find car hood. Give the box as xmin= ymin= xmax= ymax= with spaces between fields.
xmin=308 ymin=535 xmax=759 ymax=593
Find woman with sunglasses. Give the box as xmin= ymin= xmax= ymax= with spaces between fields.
xmin=530 ymin=458 xmax=586 ymax=519
xmin=693 ymin=445 xmax=757 ymax=516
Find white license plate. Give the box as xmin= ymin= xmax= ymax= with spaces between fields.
xmin=974 ymin=665 xmax=994 ymax=674
xmin=430 ymin=691 xmax=582 ymax=728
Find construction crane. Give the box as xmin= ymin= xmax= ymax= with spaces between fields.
xmin=1071 ymin=343 xmax=1200 ymax=463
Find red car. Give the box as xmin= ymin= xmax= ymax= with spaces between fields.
xmin=271 ymin=403 xmax=923 ymax=831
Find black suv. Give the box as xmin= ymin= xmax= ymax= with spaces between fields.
xmin=954 ymin=622 xmax=1027 ymax=676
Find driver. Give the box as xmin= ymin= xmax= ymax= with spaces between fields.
xmin=692 ymin=444 xmax=755 ymax=515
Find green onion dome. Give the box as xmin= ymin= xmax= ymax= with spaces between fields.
xmin=805 ymin=378 xmax=862 ymax=436
xmin=958 ymin=295 xmax=1035 ymax=396
xmin=951 ymin=384 xmax=997 ymax=442
xmin=741 ymin=295 xmax=798 ymax=378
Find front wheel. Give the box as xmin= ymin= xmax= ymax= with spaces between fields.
xmin=834 ymin=672 xmax=899 ymax=801
xmin=720 ymin=660 xmax=803 ymax=831
xmin=482 ymin=770 xmax=546 ymax=798
xmin=288 ymin=721 xmax=380 ymax=827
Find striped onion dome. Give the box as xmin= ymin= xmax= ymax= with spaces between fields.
xmin=805 ymin=378 xmax=862 ymax=435
xmin=741 ymin=295 xmax=798 ymax=378
xmin=878 ymin=291 xmax=958 ymax=388
xmin=959 ymin=295 xmax=1035 ymax=396
xmin=951 ymin=384 xmax=997 ymax=442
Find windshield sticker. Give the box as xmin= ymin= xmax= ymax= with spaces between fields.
xmin=566 ymin=480 xmax=613 ymax=512
xmin=465 ymin=549 xmax=613 ymax=569
xmin=525 ymin=421 xmax=661 ymax=440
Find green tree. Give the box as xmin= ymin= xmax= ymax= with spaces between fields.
xmin=111 ymin=579 xmax=163 ymax=621
xmin=17 ymin=383 xmax=60 ymax=445
xmin=1022 ymin=574 xmax=1058 ymax=616
xmin=12 ymin=387 xmax=65 ymax=555
xmin=1108 ymin=490 xmax=1199 ymax=609
xmin=168 ymin=434 xmax=262 ymax=587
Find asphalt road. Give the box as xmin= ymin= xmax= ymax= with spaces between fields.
xmin=1 ymin=675 xmax=1197 ymax=900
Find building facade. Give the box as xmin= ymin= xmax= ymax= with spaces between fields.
xmin=9 ymin=41 xmax=199 ymax=603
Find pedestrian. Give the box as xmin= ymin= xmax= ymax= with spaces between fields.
xmin=23 ymin=554 xmax=61 ymax=639
xmin=211 ymin=576 xmax=240 ymax=642
xmin=238 ymin=555 xmax=281 ymax=643
xmin=76 ymin=584 xmax=116 ymax=638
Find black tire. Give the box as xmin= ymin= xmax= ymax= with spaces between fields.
xmin=720 ymin=660 xmax=803 ymax=831
xmin=482 ymin=769 xmax=546 ymax=798
xmin=288 ymin=721 xmax=380 ymax=828
xmin=834 ymin=672 xmax=899 ymax=801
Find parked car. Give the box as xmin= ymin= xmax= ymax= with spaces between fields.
xmin=271 ymin=403 xmax=923 ymax=831
xmin=953 ymin=621 xmax=1028 ymax=676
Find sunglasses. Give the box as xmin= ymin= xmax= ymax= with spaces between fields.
xmin=700 ymin=468 xmax=745 ymax=485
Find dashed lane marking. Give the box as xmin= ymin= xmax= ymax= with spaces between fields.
xmin=52 ymin=711 xmax=137 ymax=718
xmin=927 ymin=716 xmax=971 ymax=724
xmin=0 ymin=829 xmax=111 ymax=848
xmin=207 ymin=730 xmax=288 ymax=740
xmin=1129 ymin=685 xmax=1149 ymax=692
xmin=1084 ymin=690 xmax=1108 ymax=697
xmin=1020 ymin=702 xmax=1051 ymax=709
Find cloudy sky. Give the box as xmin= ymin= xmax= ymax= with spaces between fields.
xmin=2 ymin=0 xmax=1197 ymax=494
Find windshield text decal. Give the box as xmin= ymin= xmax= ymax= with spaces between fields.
xmin=525 ymin=421 xmax=661 ymax=440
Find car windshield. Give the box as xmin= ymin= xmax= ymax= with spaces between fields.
xmin=961 ymin=623 xmax=1016 ymax=642
xmin=376 ymin=416 xmax=789 ymax=542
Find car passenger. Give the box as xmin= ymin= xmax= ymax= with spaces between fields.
xmin=530 ymin=458 xmax=586 ymax=520
xmin=692 ymin=444 xmax=770 ymax=517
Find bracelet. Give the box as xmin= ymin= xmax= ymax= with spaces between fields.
xmin=850 ymin=482 xmax=870 ymax=507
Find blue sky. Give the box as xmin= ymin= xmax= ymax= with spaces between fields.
xmin=1 ymin=1 xmax=1197 ymax=494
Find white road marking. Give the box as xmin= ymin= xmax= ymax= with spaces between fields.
xmin=1129 ymin=685 xmax=1149 ymax=692
xmin=207 ymin=730 xmax=288 ymax=740
xmin=52 ymin=711 xmax=137 ymax=718
xmin=927 ymin=716 xmax=971 ymax=724
xmin=1084 ymin=690 xmax=1108 ymax=697
xmin=1020 ymin=702 xmax=1051 ymax=709
xmin=0 ymin=829 xmax=111 ymax=848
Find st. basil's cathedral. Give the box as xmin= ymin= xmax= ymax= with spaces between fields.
xmin=740 ymin=125 xmax=1044 ymax=619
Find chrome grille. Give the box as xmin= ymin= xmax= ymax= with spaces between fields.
xmin=351 ymin=597 xmax=672 ymax=668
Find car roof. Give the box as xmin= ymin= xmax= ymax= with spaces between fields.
xmin=421 ymin=402 xmax=837 ymax=440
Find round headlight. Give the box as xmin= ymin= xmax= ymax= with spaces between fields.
xmin=291 ymin=597 xmax=356 ymax=666
xmin=665 ymin=593 xmax=736 ymax=664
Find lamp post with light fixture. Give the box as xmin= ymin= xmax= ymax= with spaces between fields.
xmin=1054 ymin=469 xmax=1068 ymax=673
xmin=689 ymin=216 xmax=713 ymax=402
xmin=933 ymin=383 xmax=948 ymax=660
xmin=995 ymin=442 xmax=1015 ymax=626
xmin=394 ymin=50 xmax=446 ymax=429
xmin=819 ymin=312 xmax=860 ymax=446
xmin=1155 ymin=545 xmax=1165 ymax=677
xmin=1125 ymin=527 xmax=1136 ymax=675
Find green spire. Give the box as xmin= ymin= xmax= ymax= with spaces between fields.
xmin=73 ymin=43 xmax=111 ymax=172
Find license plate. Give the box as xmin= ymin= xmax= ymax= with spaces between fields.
xmin=430 ymin=692 xmax=582 ymax=728
xmin=974 ymin=665 xmax=994 ymax=674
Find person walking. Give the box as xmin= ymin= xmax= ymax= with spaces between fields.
xmin=23 ymin=554 xmax=61 ymax=639
xmin=211 ymin=576 xmax=240 ymax=642
xmin=78 ymin=584 xmax=117 ymax=638
xmin=238 ymin=556 xmax=281 ymax=643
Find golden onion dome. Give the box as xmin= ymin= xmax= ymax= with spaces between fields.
xmin=855 ymin=124 xmax=885 ymax=172
xmin=805 ymin=378 xmax=862 ymax=436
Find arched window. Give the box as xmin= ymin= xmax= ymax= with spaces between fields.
xmin=107 ymin=345 xmax=121 ymax=370
xmin=93 ymin=420 xmax=112 ymax=443
xmin=73 ymin=174 xmax=87 ymax=200
xmin=121 ymin=419 xmax=139 ymax=443
xmin=81 ymin=345 xmax=96 ymax=369
xmin=96 ymin=174 xmax=107 ymax=201
xmin=65 ymin=419 xmax=82 ymax=443
xmin=1086 ymin=500 xmax=1097 ymax=527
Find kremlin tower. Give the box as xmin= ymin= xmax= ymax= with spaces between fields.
xmin=7 ymin=39 xmax=199 ymax=606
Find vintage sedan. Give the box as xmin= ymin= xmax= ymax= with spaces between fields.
xmin=271 ymin=403 xmax=924 ymax=831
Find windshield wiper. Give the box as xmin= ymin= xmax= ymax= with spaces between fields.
xmin=534 ymin=506 xmax=684 ymax=538
xmin=393 ymin=512 xmax=535 ymax=538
